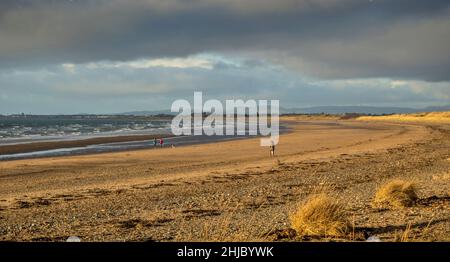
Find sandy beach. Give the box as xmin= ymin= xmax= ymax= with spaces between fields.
xmin=0 ymin=117 xmax=449 ymax=241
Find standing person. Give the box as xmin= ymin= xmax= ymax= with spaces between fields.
xmin=159 ymin=138 xmax=164 ymax=148
xmin=153 ymin=138 xmax=157 ymax=148
xmin=269 ymin=140 xmax=275 ymax=157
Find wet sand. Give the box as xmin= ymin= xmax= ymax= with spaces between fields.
xmin=0 ymin=118 xmax=448 ymax=241
xmin=0 ymin=135 xmax=169 ymax=155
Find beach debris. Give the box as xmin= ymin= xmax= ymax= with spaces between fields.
xmin=66 ymin=236 xmax=81 ymax=242
xmin=366 ymin=236 xmax=381 ymax=242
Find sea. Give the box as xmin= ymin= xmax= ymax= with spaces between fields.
xmin=0 ymin=115 xmax=172 ymax=144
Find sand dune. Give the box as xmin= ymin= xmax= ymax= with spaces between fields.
xmin=357 ymin=111 xmax=450 ymax=123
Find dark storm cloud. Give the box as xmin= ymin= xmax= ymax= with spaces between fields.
xmin=0 ymin=0 xmax=450 ymax=81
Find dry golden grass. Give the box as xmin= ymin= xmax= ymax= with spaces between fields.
xmin=394 ymin=222 xmax=414 ymax=242
xmin=177 ymin=201 xmax=272 ymax=242
xmin=373 ymin=179 xmax=418 ymax=208
xmin=432 ymin=172 xmax=450 ymax=181
xmin=357 ymin=111 xmax=450 ymax=123
xmin=290 ymin=194 xmax=350 ymax=237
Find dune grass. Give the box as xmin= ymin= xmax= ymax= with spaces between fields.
xmin=373 ymin=179 xmax=418 ymax=208
xmin=357 ymin=111 xmax=450 ymax=123
xmin=290 ymin=194 xmax=350 ymax=237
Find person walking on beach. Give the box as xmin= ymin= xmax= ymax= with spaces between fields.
xmin=269 ymin=140 xmax=275 ymax=157
xmin=153 ymin=138 xmax=157 ymax=148
xmin=159 ymin=138 xmax=164 ymax=148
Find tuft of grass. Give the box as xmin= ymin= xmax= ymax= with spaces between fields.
xmin=394 ymin=222 xmax=416 ymax=242
xmin=373 ymin=179 xmax=418 ymax=208
xmin=290 ymin=194 xmax=350 ymax=237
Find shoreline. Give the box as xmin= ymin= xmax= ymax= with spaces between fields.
xmin=0 ymin=134 xmax=172 ymax=156
xmin=0 ymin=122 xmax=292 ymax=161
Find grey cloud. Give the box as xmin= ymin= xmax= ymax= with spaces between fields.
xmin=1 ymin=60 xmax=448 ymax=114
xmin=0 ymin=0 xmax=450 ymax=81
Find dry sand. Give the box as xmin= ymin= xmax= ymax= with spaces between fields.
xmin=0 ymin=118 xmax=449 ymax=241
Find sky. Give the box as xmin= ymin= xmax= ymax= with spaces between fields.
xmin=0 ymin=0 xmax=449 ymax=114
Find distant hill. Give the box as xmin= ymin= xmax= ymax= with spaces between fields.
xmin=116 ymin=110 xmax=176 ymax=116
xmin=421 ymin=105 xmax=450 ymax=112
